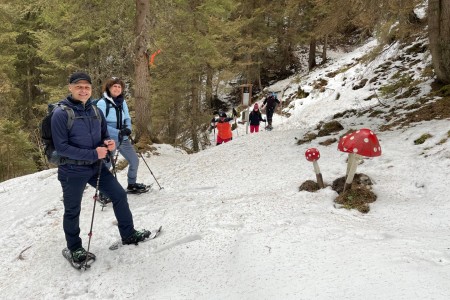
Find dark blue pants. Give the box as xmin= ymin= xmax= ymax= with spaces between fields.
xmin=266 ymin=108 xmax=274 ymax=125
xmin=58 ymin=163 xmax=134 ymax=251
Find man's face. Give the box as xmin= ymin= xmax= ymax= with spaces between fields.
xmin=69 ymin=80 xmax=92 ymax=103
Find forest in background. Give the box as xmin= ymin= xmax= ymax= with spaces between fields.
xmin=1 ymin=0 xmax=448 ymax=182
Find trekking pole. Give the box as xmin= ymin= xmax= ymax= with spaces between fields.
xmin=114 ymin=123 xmax=126 ymax=167
xmin=113 ymin=145 xmax=121 ymax=167
xmin=211 ymin=114 xmax=217 ymax=144
xmin=233 ymin=107 xmax=238 ymax=136
xmin=233 ymin=108 xmax=239 ymax=136
xmin=84 ymin=158 xmax=103 ymax=269
xmin=109 ymin=151 xmax=117 ymax=178
xmin=210 ymin=120 xmax=215 ymax=143
xmin=111 ymin=137 xmax=124 ymax=178
xmin=129 ymin=136 xmax=164 ymax=190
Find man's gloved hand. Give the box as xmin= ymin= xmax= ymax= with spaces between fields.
xmin=120 ymin=128 xmax=132 ymax=137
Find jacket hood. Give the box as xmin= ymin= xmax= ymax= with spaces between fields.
xmin=103 ymin=91 xmax=114 ymax=104
xmin=103 ymin=92 xmax=124 ymax=107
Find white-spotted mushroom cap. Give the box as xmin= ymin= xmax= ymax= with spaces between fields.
xmin=305 ymin=148 xmax=320 ymax=162
xmin=337 ymin=133 xmax=351 ymax=152
xmin=337 ymin=128 xmax=381 ymax=157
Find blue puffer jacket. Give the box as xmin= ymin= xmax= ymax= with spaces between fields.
xmin=95 ymin=92 xmax=132 ymax=146
xmin=51 ymin=96 xmax=110 ymax=177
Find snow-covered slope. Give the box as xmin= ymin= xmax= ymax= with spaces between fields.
xmin=0 ymin=36 xmax=449 ymax=299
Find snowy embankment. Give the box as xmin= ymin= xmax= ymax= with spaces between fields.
xmin=0 ymin=36 xmax=449 ymax=299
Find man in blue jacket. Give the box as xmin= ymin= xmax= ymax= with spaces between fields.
xmin=52 ymin=71 xmax=151 ymax=264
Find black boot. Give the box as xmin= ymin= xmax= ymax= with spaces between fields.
xmin=122 ymin=229 xmax=151 ymax=245
xmin=71 ymin=247 xmax=95 ymax=263
xmin=127 ymin=183 xmax=149 ymax=194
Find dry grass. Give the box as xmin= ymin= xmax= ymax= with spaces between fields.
xmin=335 ymin=185 xmax=377 ymax=214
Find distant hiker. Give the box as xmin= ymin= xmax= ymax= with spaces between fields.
xmin=52 ymin=72 xmax=151 ymax=266
xmin=261 ymin=92 xmax=280 ymax=130
xmin=248 ymin=103 xmax=265 ymax=133
xmin=211 ymin=111 xmax=233 ymax=145
xmin=95 ymin=77 xmax=149 ymax=203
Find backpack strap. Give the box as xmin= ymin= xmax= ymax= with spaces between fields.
xmin=58 ymin=104 xmax=100 ymax=130
xmin=57 ymin=104 xmax=76 ymax=130
xmin=95 ymin=98 xmax=112 ymax=118
xmin=105 ymin=102 xmax=111 ymax=118
xmin=91 ymin=105 xmax=101 ymax=121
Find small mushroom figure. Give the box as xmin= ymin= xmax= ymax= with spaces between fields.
xmin=338 ymin=131 xmax=363 ymax=177
xmin=305 ymin=148 xmax=324 ymax=188
xmin=338 ymin=129 xmax=381 ymax=192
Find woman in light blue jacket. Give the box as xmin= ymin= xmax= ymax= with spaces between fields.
xmin=96 ymin=77 xmax=149 ymax=201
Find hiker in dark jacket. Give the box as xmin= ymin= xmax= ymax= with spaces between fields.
xmin=248 ymin=103 xmax=265 ymax=133
xmin=261 ymin=92 xmax=280 ymax=130
xmin=52 ymin=72 xmax=151 ymax=264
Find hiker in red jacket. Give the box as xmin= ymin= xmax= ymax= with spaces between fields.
xmin=211 ymin=111 xmax=233 ymax=145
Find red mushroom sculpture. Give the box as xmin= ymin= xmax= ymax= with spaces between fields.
xmin=338 ymin=132 xmax=357 ymax=177
xmin=338 ymin=129 xmax=381 ymax=192
xmin=305 ymin=148 xmax=324 ymax=188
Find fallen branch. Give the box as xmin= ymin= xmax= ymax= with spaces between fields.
xmin=18 ymin=245 xmax=32 ymax=260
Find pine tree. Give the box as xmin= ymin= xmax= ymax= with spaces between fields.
xmin=12 ymin=6 xmax=45 ymax=130
xmin=149 ymin=0 xmax=238 ymax=149
xmin=0 ymin=119 xmax=37 ymax=181
xmin=0 ymin=2 xmax=20 ymax=120
xmin=429 ymin=0 xmax=450 ymax=84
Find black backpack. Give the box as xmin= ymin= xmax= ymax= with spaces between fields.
xmin=40 ymin=102 xmax=100 ymax=165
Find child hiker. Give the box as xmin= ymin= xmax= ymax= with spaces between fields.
xmin=248 ymin=103 xmax=265 ymax=133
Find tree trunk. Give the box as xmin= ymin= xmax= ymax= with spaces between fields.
xmin=429 ymin=0 xmax=450 ymax=83
xmin=206 ymin=64 xmax=213 ymax=109
xmin=190 ymin=77 xmax=200 ymax=152
xmin=322 ymin=35 xmax=328 ymax=64
xmin=308 ymin=37 xmax=317 ymax=71
xmin=167 ymin=103 xmax=179 ymax=144
xmin=134 ymin=0 xmax=151 ymax=141
xmin=258 ymin=71 xmax=262 ymax=91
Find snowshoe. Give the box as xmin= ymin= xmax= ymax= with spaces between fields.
xmin=62 ymin=247 xmax=96 ymax=270
xmin=97 ymin=193 xmax=111 ymax=206
xmin=122 ymin=229 xmax=151 ymax=245
xmin=126 ymin=183 xmax=151 ymax=194
xmin=109 ymin=226 xmax=162 ymax=250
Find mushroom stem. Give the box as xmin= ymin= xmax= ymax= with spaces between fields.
xmin=346 ymin=153 xmax=355 ymax=176
xmin=313 ymin=161 xmax=324 ymax=188
xmin=313 ymin=160 xmax=320 ymax=174
xmin=343 ymin=154 xmax=361 ymax=192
